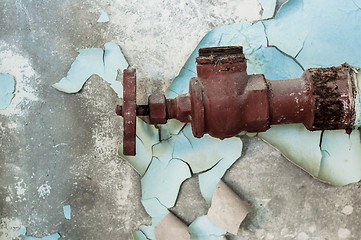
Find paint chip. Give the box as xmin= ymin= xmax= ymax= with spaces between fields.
xmin=141 ymin=158 xmax=191 ymax=208
xmin=24 ymin=233 xmax=61 ymax=240
xmin=53 ymin=42 xmax=128 ymax=97
xmin=154 ymin=213 xmax=190 ymax=240
xmin=17 ymin=227 xmax=27 ymax=235
xmin=132 ymin=231 xmax=149 ymax=240
xmin=258 ymin=0 xmax=277 ymax=19
xmin=207 ymin=180 xmax=251 ymax=235
xmin=0 ymin=73 xmax=15 ymax=109
xmin=97 ymin=12 xmax=110 ymax=23
xmin=198 ymin=144 xmax=242 ymax=205
xmin=63 ymin=205 xmax=71 ymax=220
xmin=188 ymin=215 xmax=226 ymax=240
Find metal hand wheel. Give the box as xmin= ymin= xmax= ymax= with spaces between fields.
xmin=118 ymin=69 xmax=136 ymax=156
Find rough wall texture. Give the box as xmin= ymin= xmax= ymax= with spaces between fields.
xmin=1 ymin=0 xmax=360 ymax=239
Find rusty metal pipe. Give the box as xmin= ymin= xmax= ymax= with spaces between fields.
xmin=116 ymin=46 xmax=357 ymax=155
xmin=268 ymin=78 xmax=314 ymax=127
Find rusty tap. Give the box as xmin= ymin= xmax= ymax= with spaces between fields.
xmin=117 ymin=46 xmax=357 ymax=155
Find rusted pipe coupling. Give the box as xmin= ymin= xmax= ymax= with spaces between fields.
xmin=117 ymin=46 xmax=358 ymax=155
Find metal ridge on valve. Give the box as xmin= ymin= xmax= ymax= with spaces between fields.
xmin=117 ymin=46 xmax=357 ymax=155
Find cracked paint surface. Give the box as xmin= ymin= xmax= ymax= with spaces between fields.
xmin=163 ymin=0 xmax=361 ymax=187
xmin=120 ymin=119 xmax=244 ymax=239
xmin=264 ymin=0 xmax=361 ymax=69
xmin=131 ymin=0 xmax=361 ymax=236
xmin=260 ymin=0 xmax=361 ymax=186
xmin=188 ymin=215 xmax=226 ymax=240
xmin=53 ymin=0 xmax=361 ymax=238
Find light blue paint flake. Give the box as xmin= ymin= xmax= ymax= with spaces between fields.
xmin=258 ymin=124 xmax=322 ymax=177
xmin=53 ymin=42 xmax=128 ymax=97
xmin=25 ymin=233 xmax=61 ymax=240
xmin=258 ymin=118 xmax=361 ymax=187
xmin=139 ymin=216 xmax=166 ymax=240
xmin=141 ymin=198 xmax=169 ymax=219
xmin=319 ymin=130 xmax=361 ymax=186
xmin=141 ymin=158 xmax=191 ymax=208
xmin=132 ymin=230 xmax=149 ymax=240
xmin=188 ymin=215 xmax=226 ymax=240
xmin=17 ymin=227 xmax=27 ymax=235
xmin=198 ymin=152 xmax=241 ymax=205
xmin=258 ymin=0 xmax=277 ymax=19
xmin=97 ymin=12 xmax=110 ymax=23
xmin=0 ymin=73 xmax=15 ymax=109
xmin=63 ymin=205 xmax=71 ymax=220
xmin=139 ymin=225 xmax=156 ymax=240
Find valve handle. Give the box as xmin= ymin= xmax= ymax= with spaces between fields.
xmin=116 ymin=68 xmax=154 ymax=156
xmin=121 ymin=69 xmax=136 ymax=156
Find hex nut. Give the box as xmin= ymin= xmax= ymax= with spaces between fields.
xmin=148 ymin=94 xmax=167 ymax=124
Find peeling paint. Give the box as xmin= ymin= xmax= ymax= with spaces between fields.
xmin=0 ymin=74 xmax=15 ymax=109
xmin=188 ymin=215 xmax=226 ymax=240
xmin=54 ymin=1 xmax=361 ymax=237
xmin=198 ymin=145 xmax=242 ymax=205
xmin=17 ymin=227 xmax=27 ymax=235
xmin=263 ymin=0 xmax=361 ymax=69
xmin=132 ymin=230 xmax=149 ymax=240
xmin=52 ymin=42 xmax=128 ymax=97
xmin=141 ymin=158 xmax=191 ymax=208
xmin=97 ymin=11 xmax=109 ymax=23
xmin=163 ymin=3 xmax=361 ymax=186
xmin=24 ymin=233 xmax=61 ymax=240
xmin=207 ymin=180 xmax=251 ymax=235
xmin=119 ymin=118 xmax=159 ymax=176
xmin=0 ymin=41 xmax=38 ymax=117
xmin=154 ymin=213 xmax=190 ymax=240
xmin=258 ymin=0 xmax=277 ymax=19
xmin=63 ymin=205 xmax=71 ymax=220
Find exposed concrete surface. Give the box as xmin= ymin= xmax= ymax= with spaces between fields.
xmin=0 ymin=0 xmax=360 ymax=239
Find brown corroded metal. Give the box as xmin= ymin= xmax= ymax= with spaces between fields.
xmin=149 ymin=94 xmax=167 ymax=124
xmin=117 ymin=46 xmax=356 ymax=155
xmin=122 ymin=69 xmax=137 ymax=156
